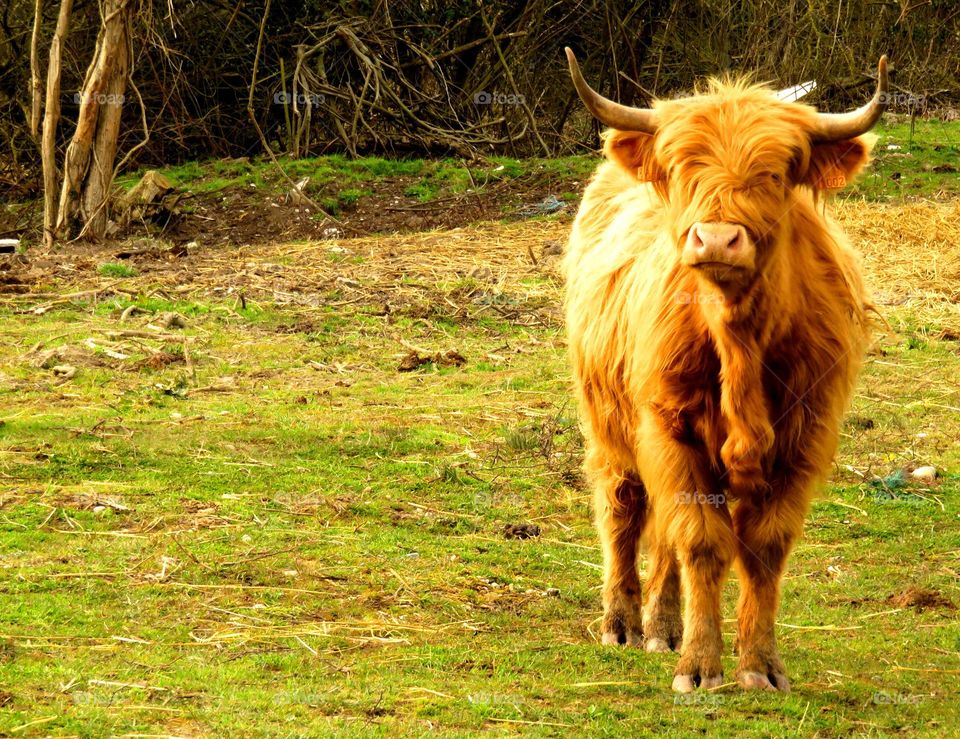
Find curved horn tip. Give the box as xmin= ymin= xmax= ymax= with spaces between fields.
xmin=564 ymin=47 xmax=658 ymax=133
xmin=810 ymin=56 xmax=890 ymax=142
xmin=876 ymin=56 xmax=889 ymax=108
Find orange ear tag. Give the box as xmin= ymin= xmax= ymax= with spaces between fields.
xmin=821 ymin=175 xmax=847 ymax=189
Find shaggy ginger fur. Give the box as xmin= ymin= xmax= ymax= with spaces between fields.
xmin=564 ymin=79 xmax=874 ymax=693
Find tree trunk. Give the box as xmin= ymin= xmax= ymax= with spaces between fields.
xmin=55 ymin=0 xmax=133 ymax=241
xmin=40 ymin=0 xmax=73 ymax=248
xmin=30 ymin=0 xmax=44 ymax=140
xmin=80 ymin=23 xmax=130 ymax=238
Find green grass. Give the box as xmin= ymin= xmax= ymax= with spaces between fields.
xmin=115 ymin=151 xmax=602 ymax=210
xmin=111 ymin=119 xmax=960 ymax=211
xmin=337 ymin=187 xmax=372 ymax=208
xmin=1 ymin=216 xmax=958 ymax=736
xmin=843 ymin=118 xmax=960 ymax=200
xmin=96 ymin=262 xmax=137 ymax=278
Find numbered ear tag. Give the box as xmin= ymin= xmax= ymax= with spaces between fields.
xmin=816 ymin=156 xmax=851 ymax=189
xmin=821 ymin=174 xmax=847 ymax=189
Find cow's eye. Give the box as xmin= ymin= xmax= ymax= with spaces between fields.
xmin=767 ymin=172 xmax=784 ymax=185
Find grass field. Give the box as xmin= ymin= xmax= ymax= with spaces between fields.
xmin=115 ymin=118 xmax=960 ymax=209
xmin=1 ymin=198 xmax=959 ymax=736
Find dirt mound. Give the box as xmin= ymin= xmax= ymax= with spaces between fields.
xmin=0 ymin=165 xmax=580 ymax=249
xmin=159 ymin=175 xmax=574 ymax=247
xmin=887 ymin=587 xmax=956 ymax=612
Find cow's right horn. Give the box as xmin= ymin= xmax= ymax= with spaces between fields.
xmin=565 ymin=48 xmax=659 ymax=134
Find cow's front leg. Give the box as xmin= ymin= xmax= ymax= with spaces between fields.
xmin=733 ymin=492 xmax=809 ymax=692
xmin=668 ymin=490 xmax=735 ymax=692
xmin=591 ymin=460 xmax=648 ymax=646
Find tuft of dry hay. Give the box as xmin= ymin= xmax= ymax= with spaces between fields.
xmin=1 ymin=202 xmax=956 ymax=335
xmin=835 ymin=200 xmax=960 ymax=331
xmin=0 ymin=221 xmax=569 ymax=335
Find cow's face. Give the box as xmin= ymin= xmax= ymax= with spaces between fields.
xmin=603 ymin=86 xmax=875 ymax=295
xmin=565 ymin=49 xmax=885 ymax=298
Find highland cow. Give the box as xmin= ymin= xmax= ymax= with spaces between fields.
xmin=563 ymin=48 xmax=887 ymax=693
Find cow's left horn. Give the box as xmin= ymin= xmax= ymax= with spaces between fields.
xmin=811 ymin=56 xmax=889 ymax=142
xmin=565 ymin=47 xmax=658 ymax=134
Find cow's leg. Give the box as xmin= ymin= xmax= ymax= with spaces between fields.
xmin=668 ymin=491 xmax=735 ymax=692
xmin=591 ymin=457 xmax=647 ymax=647
xmin=641 ymin=530 xmax=682 ymax=653
xmin=733 ymin=491 xmax=809 ymax=692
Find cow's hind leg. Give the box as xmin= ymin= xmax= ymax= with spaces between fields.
xmin=642 ymin=531 xmax=683 ymax=653
xmin=592 ymin=458 xmax=647 ymax=647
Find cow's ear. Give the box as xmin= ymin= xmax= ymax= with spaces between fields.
xmin=603 ymin=130 xmax=664 ymax=182
xmin=801 ymin=133 xmax=876 ymax=190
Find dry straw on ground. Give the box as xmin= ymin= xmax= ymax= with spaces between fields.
xmin=836 ymin=200 xmax=960 ymax=329
xmin=3 ymin=201 xmax=957 ymax=325
xmin=1 ymin=200 xmax=957 ymax=386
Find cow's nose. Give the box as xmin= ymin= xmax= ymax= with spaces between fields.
xmin=688 ymin=222 xmax=744 ymax=258
xmin=682 ymin=222 xmax=753 ymax=270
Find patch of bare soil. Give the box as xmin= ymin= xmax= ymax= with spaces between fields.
xmin=161 ymin=174 xmax=573 ymax=246
xmin=502 ymin=523 xmax=541 ymax=540
xmin=1 ymin=170 xmax=579 ymax=249
xmin=887 ymin=586 xmax=956 ymax=612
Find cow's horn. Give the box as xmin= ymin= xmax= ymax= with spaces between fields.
xmin=565 ymin=47 xmax=658 ymax=134
xmin=811 ymin=56 xmax=889 ymax=142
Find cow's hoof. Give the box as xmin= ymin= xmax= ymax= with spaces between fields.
xmin=673 ymin=648 xmax=723 ymax=692
xmin=672 ymin=672 xmax=724 ymax=693
xmin=737 ymin=652 xmax=790 ymax=692
xmin=644 ymin=633 xmax=681 ymax=652
xmin=737 ymin=670 xmax=790 ymax=692
xmin=642 ymin=617 xmax=682 ymax=652
xmin=601 ymin=600 xmax=643 ymax=646
xmin=644 ymin=637 xmax=671 ymax=653
xmin=642 ymin=596 xmax=683 ymax=653
xmin=601 ymin=624 xmax=643 ymax=646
